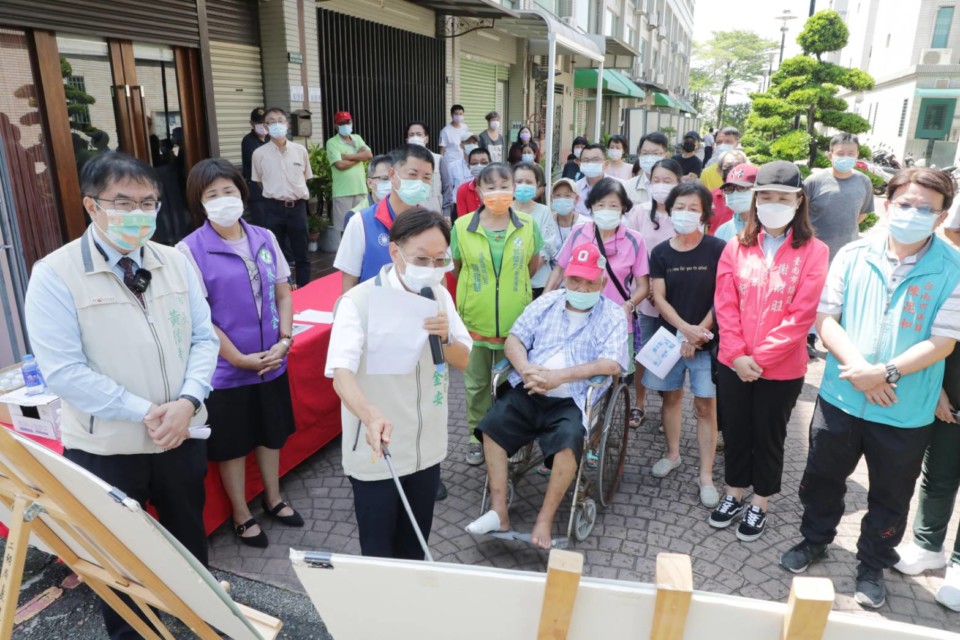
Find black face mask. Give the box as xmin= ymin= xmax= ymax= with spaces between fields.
xmin=682 ymin=141 xmax=696 ymax=153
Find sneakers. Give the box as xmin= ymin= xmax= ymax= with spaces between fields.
xmin=466 ymin=443 xmax=485 ymax=466
xmin=780 ymin=539 xmax=828 ymax=573
xmin=651 ymin=456 xmax=682 ymax=478
xmin=708 ymin=495 xmax=745 ymax=528
xmin=737 ymin=505 xmax=767 ymax=542
xmin=936 ymin=562 xmax=960 ymax=612
xmin=893 ymin=541 xmax=947 ymax=576
xmin=854 ymin=565 xmax=886 ymax=609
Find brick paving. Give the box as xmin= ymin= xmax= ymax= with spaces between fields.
xmin=209 ymin=354 xmax=960 ymax=633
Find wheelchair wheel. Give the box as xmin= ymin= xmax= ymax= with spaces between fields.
xmin=479 ymin=478 xmax=514 ymax=517
xmin=596 ymin=382 xmax=630 ymax=509
xmin=573 ymin=497 xmax=597 ymax=542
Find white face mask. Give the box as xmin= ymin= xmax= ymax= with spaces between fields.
xmin=756 ymin=202 xmax=797 ymax=229
xmin=469 ymin=163 xmax=487 ymax=178
xmin=573 ymin=147 xmax=583 ymax=159
xmin=204 ymin=196 xmax=245 ymax=226
xmin=375 ymin=179 xmax=392 ymax=200
xmin=407 ymin=135 xmax=426 ymax=147
xmin=254 ymin=124 xmax=267 ymax=137
xmin=638 ymin=154 xmax=661 ymax=175
xmin=489 ymin=120 xmax=501 ymax=131
xmin=581 ymin=162 xmax=604 ymax=178
xmin=716 ymin=143 xmax=734 ymax=155
xmin=465 ymin=144 xmax=479 ymax=155
xmin=608 ymin=149 xmax=623 ymax=161
xmin=649 ymin=183 xmax=675 ymax=203
xmin=592 ymin=209 xmax=623 ymax=231
xmin=399 ymin=251 xmax=445 ymax=291
xmin=671 ymin=209 xmax=702 ymax=235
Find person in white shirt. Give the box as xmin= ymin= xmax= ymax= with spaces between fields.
xmin=327 ymin=208 xmax=472 ymax=559
xmin=574 ymin=143 xmax=627 ymax=217
xmin=439 ymin=104 xmax=471 ymax=190
xmin=626 ymin=132 xmax=672 ymax=211
xmin=512 ymin=162 xmax=560 ymax=298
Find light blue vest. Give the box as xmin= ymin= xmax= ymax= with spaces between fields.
xmin=820 ymin=234 xmax=960 ymax=428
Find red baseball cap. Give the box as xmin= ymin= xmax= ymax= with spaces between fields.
xmin=721 ymin=163 xmax=758 ymax=189
xmin=334 ymin=111 xmax=352 ymax=124
xmin=565 ymin=243 xmax=606 ymax=281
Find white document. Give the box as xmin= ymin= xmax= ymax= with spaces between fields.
xmin=294 ymin=309 xmax=334 ymax=324
xmin=292 ymin=323 xmax=314 ymax=337
xmin=636 ymin=326 xmax=683 ymax=379
xmin=188 ymin=426 xmax=211 ymax=440
xmin=366 ymin=287 xmax=438 ymax=375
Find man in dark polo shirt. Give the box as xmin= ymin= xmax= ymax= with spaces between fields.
xmin=241 ymin=106 xmax=269 ymax=225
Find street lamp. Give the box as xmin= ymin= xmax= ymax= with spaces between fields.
xmin=777 ymin=9 xmax=798 ymax=66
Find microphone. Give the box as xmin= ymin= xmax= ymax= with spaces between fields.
xmin=130 ymin=268 xmax=152 ymax=295
xmin=420 ymin=287 xmax=446 ymax=373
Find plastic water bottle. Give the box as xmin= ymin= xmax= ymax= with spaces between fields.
xmin=21 ymin=354 xmax=47 ymax=396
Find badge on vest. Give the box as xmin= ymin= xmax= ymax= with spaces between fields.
xmin=378 ymin=232 xmax=389 ymax=247
xmin=258 ymin=248 xmax=273 ymax=265
xmin=513 ymin=238 xmax=524 ymax=248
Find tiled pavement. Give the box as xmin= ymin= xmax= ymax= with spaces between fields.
xmin=209 ymin=353 xmax=960 ymax=633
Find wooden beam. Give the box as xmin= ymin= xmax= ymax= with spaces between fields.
xmin=536 ymin=549 xmax=583 ymax=640
xmin=0 ymin=495 xmax=34 ymax=638
xmin=782 ymin=577 xmax=834 ymax=640
xmin=650 ymin=553 xmax=693 ymax=640
xmin=195 ymin=0 xmax=220 ymax=157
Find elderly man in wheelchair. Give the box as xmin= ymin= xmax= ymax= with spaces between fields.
xmin=465 ymin=243 xmax=629 ymax=549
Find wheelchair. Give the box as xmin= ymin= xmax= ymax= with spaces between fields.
xmin=478 ymin=359 xmax=631 ymax=544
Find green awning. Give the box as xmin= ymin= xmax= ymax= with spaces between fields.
xmin=676 ymin=98 xmax=698 ymax=115
xmin=574 ymin=68 xmax=645 ymax=99
xmin=652 ymin=91 xmax=682 ymax=109
xmin=915 ymin=88 xmax=960 ymax=98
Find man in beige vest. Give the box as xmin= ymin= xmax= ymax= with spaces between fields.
xmin=326 ymin=208 xmax=471 ymax=559
xmin=24 ymin=153 xmax=219 ymax=639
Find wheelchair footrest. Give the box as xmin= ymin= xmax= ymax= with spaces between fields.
xmin=474 ymin=529 xmax=569 ymax=549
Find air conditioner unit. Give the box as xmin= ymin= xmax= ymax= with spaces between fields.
xmin=671 ymin=42 xmax=679 ymax=53
xmin=655 ymin=71 xmax=666 ymax=85
xmin=647 ymin=10 xmax=660 ymax=29
xmin=558 ymin=0 xmax=574 ymax=18
xmin=921 ymin=48 xmax=953 ymax=65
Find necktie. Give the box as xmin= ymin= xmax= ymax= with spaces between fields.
xmin=118 ymin=256 xmax=144 ymax=305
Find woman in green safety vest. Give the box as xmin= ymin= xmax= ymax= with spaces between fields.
xmin=451 ymin=163 xmax=543 ymax=467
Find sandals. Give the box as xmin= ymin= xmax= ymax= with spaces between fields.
xmin=235 ymin=517 xmax=268 ymax=548
xmin=585 ymin=450 xmax=599 ymax=469
xmin=263 ymin=499 xmax=304 ymax=527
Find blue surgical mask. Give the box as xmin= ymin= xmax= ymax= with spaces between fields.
xmin=888 ymin=206 xmax=936 ymax=244
xmin=375 ymin=179 xmax=392 ymax=200
xmin=593 ymin=209 xmax=622 ymax=231
xmin=267 ymin=123 xmax=287 ymax=138
xmin=638 ymin=154 xmax=661 ymax=175
xmin=725 ymin=190 xmax=753 ymax=214
xmin=565 ymin=288 xmax=602 ymax=310
xmin=338 ymin=124 xmax=353 ymax=136
xmin=552 ymin=197 xmax=575 ymax=215
xmin=581 ymin=162 xmax=603 ymax=178
xmin=671 ymin=209 xmax=702 ymax=235
xmin=832 ymin=156 xmax=856 ymax=173
xmin=396 ymin=178 xmax=432 ymax=206
xmin=521 ymin=153 xmax=535 ymax=164
xmin=514 ymin=184 xmax=537 ymax=203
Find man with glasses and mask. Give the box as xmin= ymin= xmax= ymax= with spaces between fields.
xmin=626 ymin=132 xmax=671 ymax=209
xmin=574 ymin=143 xmax=627 ymax=218
xmin=24 ymin=153 xmax=219 ymax=639
xmin=336 ymin=144 xmax=436 ymax=293
xmin=780 ymin=167 xmax=960 ymax=610
xmin=701 ymin=127 xmax=743 ymax=190
xmin=327 ymin=208 xmax=471 ymax=559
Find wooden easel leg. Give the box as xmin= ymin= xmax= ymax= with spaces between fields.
xmin=537 ymin=549 xmax=584 ymax=640
xmin=781 ymin=577 xmax=834 ymax=640
xmin=0 ymin=495 xmax=36 ymax=639
xmin=650 ymin=553 xmax=693 ymax=640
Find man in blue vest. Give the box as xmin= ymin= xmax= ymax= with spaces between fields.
xmin=341 ymin=154 xmax=393 ymax=231
xmin=335 ymin=144 xmax=435 ymax=293
xmin=780 ymin=168 xmax=960 ymax=610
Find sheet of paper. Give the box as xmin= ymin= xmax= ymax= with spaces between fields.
xmin=292 ymin=323 xmax=314 ymax=337
xmin=366 ymin=287 xmax=438 ymax=375
xmin=636 ymin=326 xmax=683 ymax=379
xmin=294 ymin=309 xmax=334 ymax=324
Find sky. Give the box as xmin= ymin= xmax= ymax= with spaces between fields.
xmin=691 ymin=0 xmax=822 ymax=102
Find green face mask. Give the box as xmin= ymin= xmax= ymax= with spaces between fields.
xmin=565 ymin=288 xmax=601 ymax=310
xmin=95 ymin=203 xmax=157 ymax=250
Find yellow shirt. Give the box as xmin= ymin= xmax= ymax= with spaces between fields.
xmin=251 ymin=140 xmax=313 ymax=201
xmin=701 ymin=163 xmax=723 ymax=191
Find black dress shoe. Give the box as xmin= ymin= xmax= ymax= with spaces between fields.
xmin=235 ymin=517 xmax=268 ymax=548
xmin=263 ymin=499 xmax=305 ymax=527
xmin=436 ymin=480 xmax=448 ymax=501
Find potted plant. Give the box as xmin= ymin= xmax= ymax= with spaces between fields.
xmin=307 ymin=214 xmax=323 ymax=252
xmin=307 ymin=144 xmax=333 ymax=217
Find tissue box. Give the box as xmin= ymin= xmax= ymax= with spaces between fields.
xmin=0 ymin=387 xmax=61 ymax=440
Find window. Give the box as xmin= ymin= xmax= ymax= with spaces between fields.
xmin=65 ymin=75 xmax=91 ymax=127
xmin=603 ymin=9 xmax=618 ymax=37
xmin=917 ymin=97 xmax=957 ymax=138
xmin=923 ymin=103 xmax=948 ymax=129
xmin=932 ymin=6 xmax=955 ymax=48
xmin=898 ymin=99 xmax=909 ymax=137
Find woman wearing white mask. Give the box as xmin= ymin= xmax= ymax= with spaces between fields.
xmin=478 ymin=111 xmax=505 ymax=164
xmin=625 ymin=158 xmax=682 ymax=427
xmin=605 ymin=134 xmax=634 ymax=181
xmin=328 ymin=208 xmax=472 ymax=559
xmin=644 ymin=182 xmax=726 ymax=508
xmin=178 ymin=159 xmax=299 ymax=548
xmin=508 ymin=126 xmax=541 ymax=165
xmin=551 ymin=178 xmax=590 ymax=249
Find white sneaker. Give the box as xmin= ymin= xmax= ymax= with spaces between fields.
xmin=936 ymin=563 xmax=960 ymax=612
xmin=893 ymin=541 xmax=947 ymax=576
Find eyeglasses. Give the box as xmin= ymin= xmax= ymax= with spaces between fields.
xmin=370 ymin=176 xmax=390 ymax=181
xmin=95 ymin=197 xmax=161 ymax=213
xmin=721 ymin=185 xmax=751 ymax=193
xmin=890 ymin=201 xmax=944 ymax=216
xmin=401 ymin=250 xmax=453 ymax=269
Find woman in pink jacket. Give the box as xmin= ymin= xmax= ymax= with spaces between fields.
xmin=709 ymin=161 xmax=829 ymax=542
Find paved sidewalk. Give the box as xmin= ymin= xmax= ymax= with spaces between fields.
xmin=209 ymin=356 xmax=960 ymax=633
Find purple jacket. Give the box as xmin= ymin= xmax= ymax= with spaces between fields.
xmin=182 ymin=220 xmax=284 ymax=389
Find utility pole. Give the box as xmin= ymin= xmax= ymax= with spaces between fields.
xmin=809 ymin=0 xmax=816 ymax=17
xmin=777 ymin=10 xmax=798 ymax=66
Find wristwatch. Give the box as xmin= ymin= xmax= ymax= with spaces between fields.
xmin=884 ymin=363 xmax=902 ymax=384
xmin=180 ymin=394 xmax=202 ymax=416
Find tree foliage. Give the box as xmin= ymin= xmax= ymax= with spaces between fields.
xmin=693 ymin=30 xmax=777 ymax=130
xmin=743 ymin=9 xmax=874 ymax=166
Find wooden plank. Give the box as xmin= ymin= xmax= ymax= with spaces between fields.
xmin=0 ymin=495 xmax=34 ymax=638
xmin=536 ymin=549 xmax=584 ymax=640
xmin=782 ymin=577 xmax=834 ymax=640
xmin=650 ymin=553 xmax=693 ymax=640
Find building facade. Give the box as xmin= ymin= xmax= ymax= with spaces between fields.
xmin=833 ymin=0 xmax=960 ymax=168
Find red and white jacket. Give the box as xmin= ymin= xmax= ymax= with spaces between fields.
xmin=714 ymin=231 xmax=829 ymax=381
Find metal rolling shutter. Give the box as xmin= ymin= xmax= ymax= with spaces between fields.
xmin=207 ymin=0 xmax=259 ymax=45
xmin=459 ymin=59 xmax=506 ymax=134
xmin=210 ymin=41 xmax=264 ymax=166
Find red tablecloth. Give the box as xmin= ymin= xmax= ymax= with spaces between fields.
xmin=0 ymin=272 xmax=346 ymax=538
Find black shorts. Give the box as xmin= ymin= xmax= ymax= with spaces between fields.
xmin=477 ymin=386 xmax=584 ymax=468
